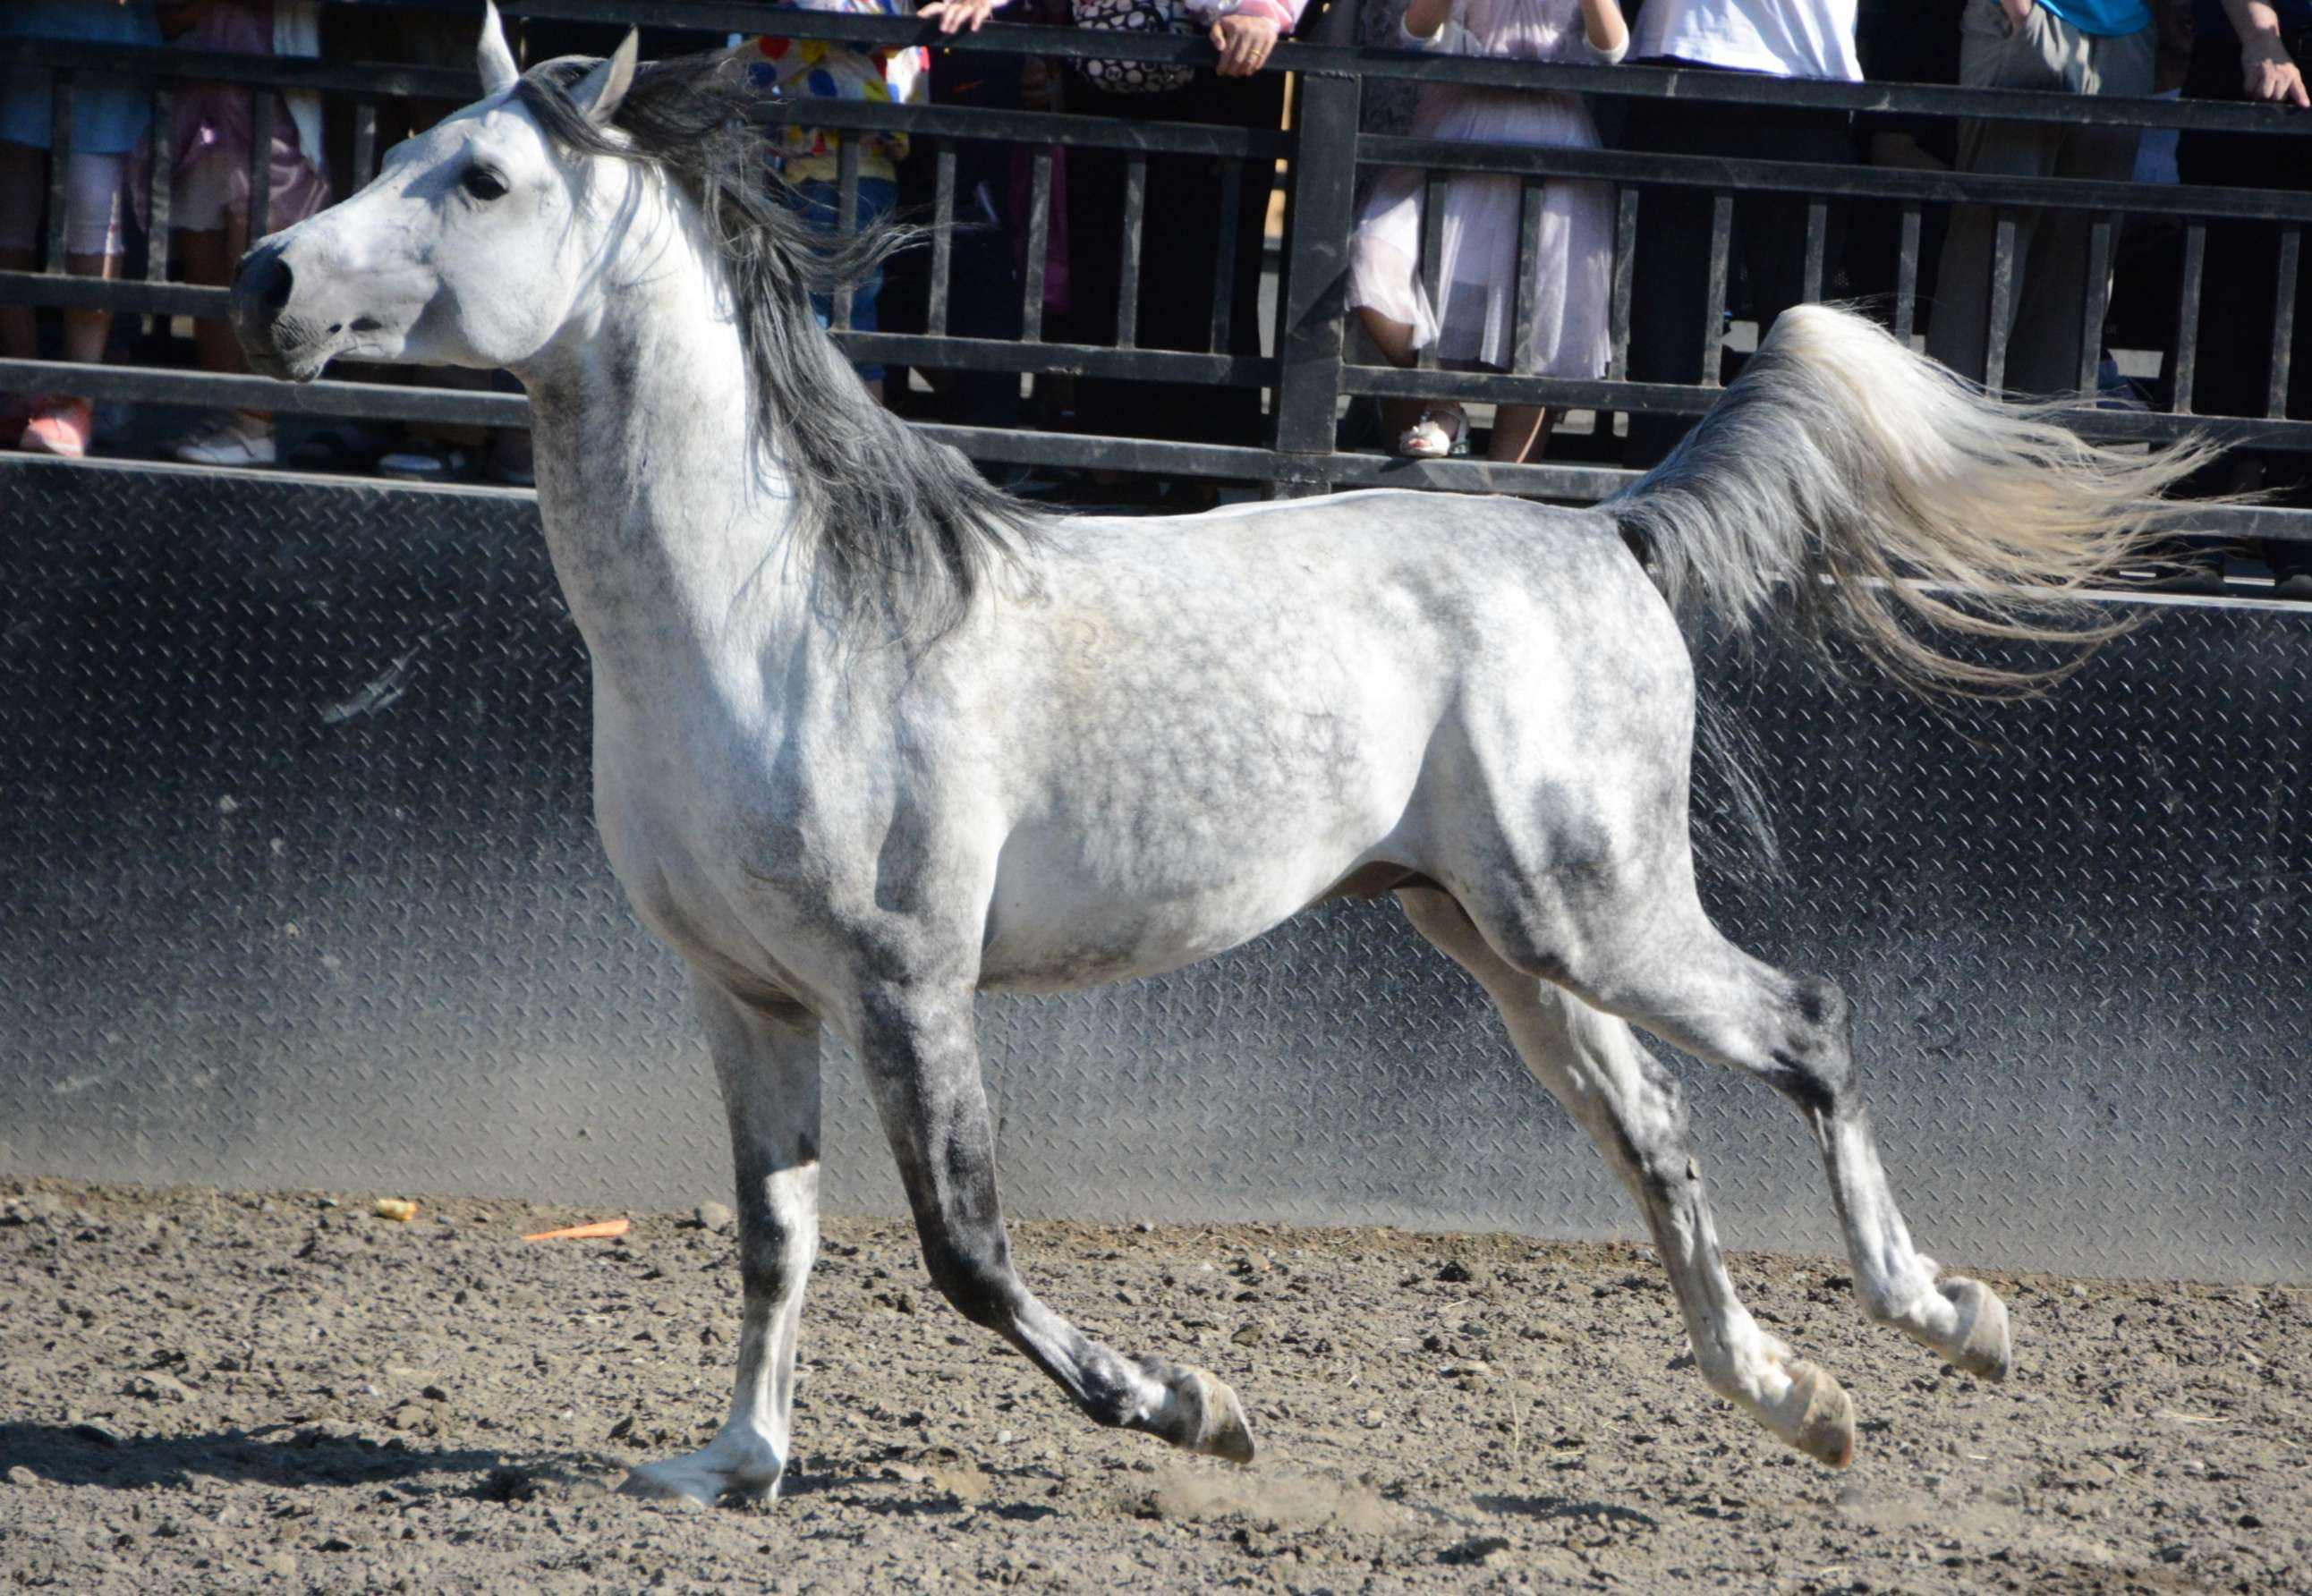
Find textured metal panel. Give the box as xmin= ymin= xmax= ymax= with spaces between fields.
xmin=2 ymin=459 xmax=2307 ymax=1281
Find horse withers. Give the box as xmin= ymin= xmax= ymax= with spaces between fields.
xmin=227 ymin=4 xmax=2202 ymax=1506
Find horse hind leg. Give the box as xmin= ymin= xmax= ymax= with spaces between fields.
xmin=1398 ymin=887 xmax=1857 ymax=1466
xmin=621 ymin=977 xmax=821 ymax=1506
xmin=854 ymin=983 xmax=1254 ymax=1464
xmin=1561 ymin=896 xmax=2012 ymax=1383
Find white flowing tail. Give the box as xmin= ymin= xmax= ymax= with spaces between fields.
xmin=1607 ymin=303 xmax=2217 ymax=696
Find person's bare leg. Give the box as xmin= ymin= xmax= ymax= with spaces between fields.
xmin=59 ymin=250 xmax=120 ymax=365
xmin=179 ymin=225 xmax=273 ymax=429
xmin=0 ymin=246 xmax=35 ymax=361
xmin=1356 ymin=307 xmax=1432 ymax=446
xmin=1488 ymin=403 xmax=1553 ymax=463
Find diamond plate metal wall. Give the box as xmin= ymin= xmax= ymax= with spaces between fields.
xmin=2 ymin=458 xmax=2306 ymax=1281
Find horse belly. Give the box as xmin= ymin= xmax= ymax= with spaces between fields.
xmin=974 ymin=776 xmax=1409 ymax=994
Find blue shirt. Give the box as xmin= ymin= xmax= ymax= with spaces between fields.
xmin=2037 ymin=0 xmax=2153 ymax=37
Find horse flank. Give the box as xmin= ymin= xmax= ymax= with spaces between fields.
xmin=515 ymin=51 xmax=1041 ymax=637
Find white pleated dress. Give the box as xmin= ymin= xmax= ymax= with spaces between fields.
xmin=1348 ymin=0 xmax=1624 ymax=376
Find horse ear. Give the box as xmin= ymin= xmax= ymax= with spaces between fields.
xmin=477 ymin=1 xmax=520 ymax=97
xmin=569 ymin=30 xmax=639 ymax=127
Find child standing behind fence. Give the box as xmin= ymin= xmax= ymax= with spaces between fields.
xmin=1349 ymin=0 xmax=1627 ymax=462
xmin=741 ymin=0 xmax=997 ymax=403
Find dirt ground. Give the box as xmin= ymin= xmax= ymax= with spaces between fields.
xmin=0 ymin=1177 xmax=2303 ymax=1593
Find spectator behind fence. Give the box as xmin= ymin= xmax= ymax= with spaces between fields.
xmin=0 ymin=0 xmax=165 ymax=460
xmin=1845 ymin=0 xmax=1962 ymax=318
xmin=1618 ymin=0 xmax=1862 ymax=471
xmin=2177 ymin=0 xmax=2312 ymax=598
xmin=1056 ymin=0 xmax=1299 ymax=502
xmin=1348 ymin=0 xmax=1630 ymax=463
xmin=1925 ymin=0 xmax=2155 ymax=396
xmin=149 ymin=0 xmax=332 ymax=469
xmin=740 ymin=0 xmax=1002 ymax=404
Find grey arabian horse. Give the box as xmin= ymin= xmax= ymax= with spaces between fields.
xmin=229 ymin=8 xmax=2205 ymax=1505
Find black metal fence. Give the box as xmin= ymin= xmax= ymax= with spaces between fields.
xmin=3 ymin=0 xmax=2309 ymax=542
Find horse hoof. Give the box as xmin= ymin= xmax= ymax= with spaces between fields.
xmin=1941 ymin=1277 xmax=2012 ymax=1382
xmin=617 ymin=1443 xmax=782 ymax=1508
xmin=616 ymin=1464 xmax=717 ymax=1508
xmin=1172 ymin=1365 xmax=1256 ymax=1464
xmin=1784 ymin=1361 xmax=1856 ymax=1469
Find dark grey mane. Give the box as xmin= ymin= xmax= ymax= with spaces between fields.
xmin=516 ymin=51 xmax=1039 ymax=635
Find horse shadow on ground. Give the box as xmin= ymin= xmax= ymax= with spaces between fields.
xmin=1473 ymin=1492 xmax=1662 ymax=1532
xmin=0 ymin=1421 xmax=599 ymax=1498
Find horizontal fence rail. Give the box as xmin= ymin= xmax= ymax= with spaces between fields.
xmin=3 ymin=4 xmax=2311 ymax=548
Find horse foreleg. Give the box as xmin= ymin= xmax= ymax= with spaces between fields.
xmin=1398 ymin=887 xmax=1857 ymax=1466
xmin=854 ymin=983 xmax=1254 ymax=1463
xmin=620 ymin=977 xmax=821 ymax=1506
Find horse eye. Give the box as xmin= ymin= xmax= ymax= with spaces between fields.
xmin=461 ymin=166 xmax=508 ymax=202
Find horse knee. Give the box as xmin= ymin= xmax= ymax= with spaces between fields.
xmin=1612 ymin=1063 xmax=1701 ymax=1209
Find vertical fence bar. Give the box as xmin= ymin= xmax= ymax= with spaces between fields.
xmin=1801 ymin=198 xmax=1828 ymax=303
xmin=2171 ymin=221 xmax=2205 ymax=415
xmin=1021 ymin=145 xmax=1052 ymax=344
xmin=831 ymin=137 xmax=860 ymax=331
xmin=1270 ymin=28 xmax=1363 ymax=473
xmin=1117 ymin=155 xmax=1146 ymax=350
xmin=2077 ymin=213 xmax=2115 ymax=395
xmin=2269 ymin=226 xmax=2300 ymax=419
xmin=1985 ymin=209 xmax=2017 ymax=394
xmin=1700 ymin=192 xmax=1732 ymax=386
xmin=1207 ymin=158 xmax=1242 ymax=354
xmin=1512 ymin=176 xmax=1543 ymax=375
xmin=927 ymin=141 xmax=955 ymax=338
xmin=247 ymin=89 xmax=276 ymax=241
xmin=1893 ymin=202 xmax=1921 ymax=344
xmin=44 ymin=72 xmax=74 ymax=270
xmin=1608 ymin=186 xmax=1636 ymax=380
xmin=1417 ymin=172 xmax=1447 ymax=372
xmin=353 ymin=99 xmax=378 ymax=187
xmin=145 ymin=86 xmax=174 ymax=284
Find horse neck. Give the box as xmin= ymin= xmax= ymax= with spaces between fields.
xmin=519 ymin=175 xmax=803 ymax=687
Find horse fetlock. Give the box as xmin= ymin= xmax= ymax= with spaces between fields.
xmin=1143 ymin=1361 xmax=1256 ymax=1464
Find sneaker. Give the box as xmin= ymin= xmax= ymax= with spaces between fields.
xmin=172 ymin=411 xmax=276 ymax=467
xmin=17 ymin=395 xmax=94 ymax=459
xmin=377 ymin=441 xmax=476 ymax=483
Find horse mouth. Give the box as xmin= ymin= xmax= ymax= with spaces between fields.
xmin=237 ymin=319 xmax=336 ymax=384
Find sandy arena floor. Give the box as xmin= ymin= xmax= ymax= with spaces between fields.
xmin=0 ymin=1176 xmax=2304 ymax=1592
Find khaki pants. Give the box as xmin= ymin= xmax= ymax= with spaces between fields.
xmin=1926 ymin=0 xmax=2154 ymax=396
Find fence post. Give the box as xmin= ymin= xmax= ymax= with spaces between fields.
xmin=1268 ymin=0 xmax=1364 ymax=497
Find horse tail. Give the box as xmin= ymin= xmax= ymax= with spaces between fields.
xmin=1604 ymin=302 xmax=2217 ymax=697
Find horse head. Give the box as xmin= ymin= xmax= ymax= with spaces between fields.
xmin=231 ymin=4 xmax=638 ymax=383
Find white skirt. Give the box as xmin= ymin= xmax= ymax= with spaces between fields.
xmin=1348 ymin=86 xmax=1613 ymax=377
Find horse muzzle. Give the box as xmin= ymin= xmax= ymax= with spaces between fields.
xmin=231 ymin=238 xmax=332 ymax=382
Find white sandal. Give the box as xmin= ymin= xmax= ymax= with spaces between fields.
xmin=1396 ymin=405 xmax=1467 ymax=459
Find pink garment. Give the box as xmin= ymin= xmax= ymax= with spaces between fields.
xmin=136 ymin=0 xmax=329 ymax=235
xmin=1347 ymin=0 xmax=1623 ymax=375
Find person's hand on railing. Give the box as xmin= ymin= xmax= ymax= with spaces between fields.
xmin=2223 ymin=0 xmax=2312 ymax=106
xmin=1211 ymin=13 xmax=1281 ymax=76
xmin=2241 ymin=38 xmax=2310 ymax=106
xmin=921 ymin=0 xmax=1009 ymax=35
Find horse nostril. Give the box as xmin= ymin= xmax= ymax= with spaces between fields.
xmin=233 ymin=247 xmax=294 ymax=326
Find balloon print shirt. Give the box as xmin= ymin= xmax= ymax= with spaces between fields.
xmin=742 ymin=0 xmax=929 ymax=184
